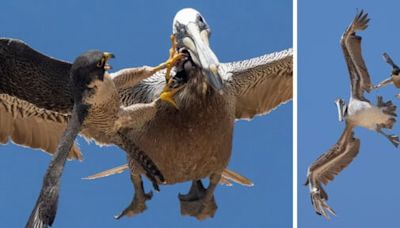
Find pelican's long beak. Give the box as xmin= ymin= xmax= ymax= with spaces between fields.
xmin=180 ymin=23 xmax=223 ymax=91
xmin=335 ymin=99 xmax=345 ymax=122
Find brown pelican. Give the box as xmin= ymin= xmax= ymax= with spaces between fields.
xmin=114 ymin=8 xmax=292 ymax=220
xmin=305 ymin=10 xmax=398 ymax=219
xmin=375 ymin=52 xmax=400 ymax=97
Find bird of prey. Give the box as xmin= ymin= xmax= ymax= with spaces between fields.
xmin=305 ymin=10 xmax=398 ymax=219
xmin=0 ymin=38 xmax=188 ymax=224
xmin=0 ymin=38 xmax=190 ymax=183
xmin=112 ymin=8 xmax=292 ymax=220
xmin=375 ymin=52 xmax=400 ymax=97
xmin=26 ymin=50 xmax=119 ymax=228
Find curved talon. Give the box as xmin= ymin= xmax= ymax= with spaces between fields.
xmin=165 ymin=53 xmax=184 ymax=82
xmin=164 ymin=34 xmax=183 ymax=82
xmin=149 ymin=34 xmax=184 ymax=77
xmin=160 ymin=85 xmax=184 ymax=109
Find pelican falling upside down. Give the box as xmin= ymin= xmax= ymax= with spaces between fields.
xmin=305 ymin=11 xmax=398 ymax=219
xmin=112 ymin=8 xmax=292 ymax=220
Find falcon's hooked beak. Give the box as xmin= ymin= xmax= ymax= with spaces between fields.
xmin=102 ymin=52 xmax=115 ymax=71
xmin=173 ymin=8 xmax=223 ymax=91
xmin=95 ymin=52 xmax=114 ymax=81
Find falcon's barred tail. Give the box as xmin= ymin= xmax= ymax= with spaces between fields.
xmin=117 ymin=132 xmax=165 ymax=190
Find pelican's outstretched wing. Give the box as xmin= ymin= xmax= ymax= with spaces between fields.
xmin=340 ymin=10 xmax=371 ymax=99
xmin=117 ymin=71 xmax=166 ymax=106
xmin=220 ymin=49 xmax=293 ymax=120
xmin=305 ymin=125 xmax=360 ymax=219
xmin=0 ymin=38 xmax=82 ymax=159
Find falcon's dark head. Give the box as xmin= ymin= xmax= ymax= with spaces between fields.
xmin=70 ymin=50 xmax=114 ymax=102
xmin=173 ymin=8 xmax=223 ymax=91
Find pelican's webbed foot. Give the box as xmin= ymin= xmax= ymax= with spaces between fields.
xmin=115 ymin=173 xmax=153 ymax=219
xmin=178 ymin=174 xmax=221 ymax=220
xmin=376 ymin=124 xmax=400 ymax=147
xmin=376 ymin=96 xmax=397 ymax=129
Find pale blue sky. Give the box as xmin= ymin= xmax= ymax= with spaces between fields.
xmin=299 ymin=1 xmax=400 ymax=227
xmin=0 ymin=0 xmax=292 ymax=227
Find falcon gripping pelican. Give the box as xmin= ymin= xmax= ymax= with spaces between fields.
xmin=0 ymin=7 xmax=292 ymax=221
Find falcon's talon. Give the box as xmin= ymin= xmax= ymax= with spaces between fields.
xmin=164 ymin=34 xmax=183 ymax=82
xmin=150 ymin=36 xmax=184 ymax=82
xmin=165 ymin=53 xmax=185 ymax=82
xmin=160 ymin=91 xmax=178 ymax=109
xmin=160 ymin=85 xmax=184 ymax=109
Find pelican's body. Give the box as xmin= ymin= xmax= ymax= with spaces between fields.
xmin=346 ymin=98 xmax=392 ymax=130
xmin=124 ymin=70 xmax=234 ymax=183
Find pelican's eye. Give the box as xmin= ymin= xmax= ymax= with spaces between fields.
xmin=198 ymin=15 xmax=206 ymax=28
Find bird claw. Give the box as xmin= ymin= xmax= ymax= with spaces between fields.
xmin=114 ymin=191 xmax=153 ymax=219
xmin=166 ymin=53 xmax=185 ymax=69
xmin=160 ymin=85 xmax=184 ymax=109
xmin=150 ymin=35 xmax=185 ymax=77
xmin=164 ymin=35 xmax=185 ymax=82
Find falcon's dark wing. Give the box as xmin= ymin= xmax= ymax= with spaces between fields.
xmin=0 ymin=38 xmax=81 ymax=159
